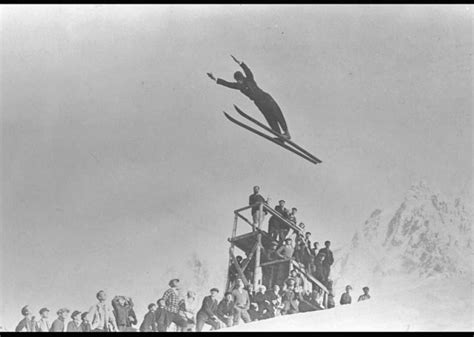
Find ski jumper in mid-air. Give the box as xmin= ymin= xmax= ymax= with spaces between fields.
xmin=207 ymin=55 xmax=291 ymax=140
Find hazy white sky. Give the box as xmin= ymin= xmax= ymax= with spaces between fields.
xmin=1 ymin=4 xmax=472 ymax=330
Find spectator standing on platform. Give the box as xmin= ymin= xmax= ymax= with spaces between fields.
xmin=248 ymin=186 xmax=269 ymax=228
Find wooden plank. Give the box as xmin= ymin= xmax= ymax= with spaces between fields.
xmin=234 ymin=204 xmax=254 ymax=213
xmin=241 ymin=242 xmax=258 ymax=272
xmin=291 ymin=260 xmax=328 ymax=293
xmin=260 ymin=258 xmax=291 ymax=267
xmin=236 ymin=213 xmax=254 ymax=228
xmin=229 ymin=249 xmax=249 ymax=287
xmin=254 ymin=232 xmax=262 ymax=289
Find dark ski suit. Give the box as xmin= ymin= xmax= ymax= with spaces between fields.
xmin=217 ymin=62 xmax=289 ymax=135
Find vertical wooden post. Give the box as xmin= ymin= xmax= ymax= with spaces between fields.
xmin=258 ymin=202 xmax=264 ymax=229
xmin=323 ymin=291 xmax=328 ymax=309
xmin=226 ymin=214 xmax=238 ymax=292
xmin=232 ymin=213 xmax=238 ymax=239
xmin=253 ymin=233 xmax=262 ymax=290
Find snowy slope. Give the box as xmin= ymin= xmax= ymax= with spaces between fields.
xmin=224 ymin=275 xmax=472 ymax=331
xmin=226 ymin=182 xmax=472 ymax=331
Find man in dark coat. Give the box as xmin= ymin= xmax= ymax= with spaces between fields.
xmin=268 ymin=200 xmax=287 ymax=241
xmin=15 ymin=305 xmax=36 ymax=332
xmin=313 ymin=252 xmax=326 ymax=285
xmin=196 ymin=288 xmax=221 ymax=332
xmin=340 ymin=285 xmax=352 ymax=305
xmin=155 ymin=299 xmax=167 ymax=332
xmin=139 ymin=303 xmax=157 ymax=332
xmin=264 ymin=285 xmax=282 ymax=318
xmin=318 ymin=241 xmax=334 ymax=283
xmin=208 ymin=55 xmax=291 ymax=140
xmin=111 ymin=295 xmax=136 ymax=332
xmin=216 ymin=292 xmax=234 ymax=328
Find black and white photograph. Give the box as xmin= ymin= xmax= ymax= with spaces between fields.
xmin=0 ymin=4 xmax=472 ymax=332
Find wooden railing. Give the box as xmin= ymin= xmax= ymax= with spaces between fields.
xmin=232 ymin=202 xmax=304 ymax=238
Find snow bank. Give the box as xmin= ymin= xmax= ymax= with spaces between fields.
xmin=223 ymin=275 xmax=472 ymax=331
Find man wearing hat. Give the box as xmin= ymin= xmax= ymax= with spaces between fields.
xmin=15 ymin=305 xmax=36 ymax=332
xmin=195 ymin=288 xmax=221 ymax=331
xmin=216 ymin=291 xmax=235 ymax=328
xmin=358 ymin=287 xmax=371 ymax=302
xmin=50 ymin=308 xmax=70 ymax=332
xmin=80 ymin=312 xmax=91 ymax=332
xmin=36 ymin=307 xmax=51 ymax=332
xmin=340 ymin=285 xmax=353 ymax=305
xmin=67 ymin=310 xmax=82 ymax=332
xmin=160 ymin=279 xmax=188 ymax=331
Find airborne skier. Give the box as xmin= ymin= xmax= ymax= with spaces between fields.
xmin=207 ymin=55 xmax=291 ymax=140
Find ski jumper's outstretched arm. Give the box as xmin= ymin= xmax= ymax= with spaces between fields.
xmin=216 ymin=78 xmax=241 ymax=89
xmin=207 ymin=72 xmax=240 ymax=90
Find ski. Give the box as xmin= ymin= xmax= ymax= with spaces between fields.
xmin=233 ymin=104 xmax=322 ymax=164
xmin=223 ymin=111 xmax=320 ymax=165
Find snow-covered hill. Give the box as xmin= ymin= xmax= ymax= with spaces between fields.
xmin=225 ymin=275 xmax=472 ymax=331
xmin=227 ymin=182 xmax=472 ymax=331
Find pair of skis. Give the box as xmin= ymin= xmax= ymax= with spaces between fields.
xmin=223 ymin=105 xmax=322 ymax=165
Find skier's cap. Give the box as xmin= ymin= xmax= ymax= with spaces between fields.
xmin=71 ymin=311 xmax=81 ymax=319
xmin=345 ymin=285 xmax=352 ymax=290
xmin=169 ymin=278 xmax=180 ymax=287
xmin=210 ymin=288 xmax=219 ymax=293
xmin=306 ymin=232 xmax=311 ymax=235
xmin=39 ymin=307 xmax=50 ymax=315
xmin=279 ymin=200 xmax=285 ymax=203
xmin=363 ymin=286 xmax=369 ymax=291
xmin=21 ymin=305 xmax=30 ymax=316
xmin=81 ymin=312 xmax=88 ymax=320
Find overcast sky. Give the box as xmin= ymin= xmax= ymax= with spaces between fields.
xmin=1 ymin=5 xmax=472 ymax=330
